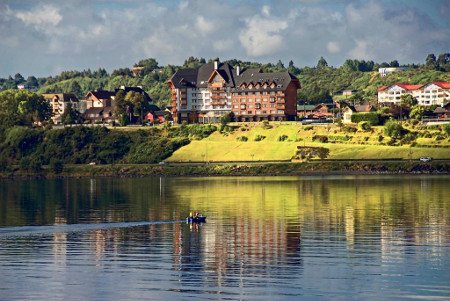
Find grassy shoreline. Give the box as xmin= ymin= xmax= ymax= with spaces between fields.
xmin=1 ymin=161 xmax=449 ymax=179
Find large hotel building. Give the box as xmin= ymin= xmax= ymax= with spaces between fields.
xmin=168 ymin=61 xmax=300 ymax=123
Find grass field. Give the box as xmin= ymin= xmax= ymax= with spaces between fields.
xmin=167 ymin=123 xmax=450 ymax=162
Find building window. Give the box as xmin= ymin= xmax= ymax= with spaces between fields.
xmin=256 ymin=98 xmax=261 ymax=102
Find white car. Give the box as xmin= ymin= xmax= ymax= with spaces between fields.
xmin=419 ymin=157 xmax=432 ymax=162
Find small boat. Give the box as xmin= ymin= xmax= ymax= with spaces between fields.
xmin=186 ymin=216 xmax=207 ymax=223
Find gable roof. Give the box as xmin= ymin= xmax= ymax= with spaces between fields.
xmin=430 ymin=81 xmax=450 ymax=89
xmin=169 ymin=68 xmax=198 ymax=89
xmin=86 ymin=90 xmax=115 ymax=100
xmin=234 ymin=69 xmax=299 ymax=91
xmin=169 ymin=62 xmax=300 ymax=91
xmin=354 ymin=104 xmax=375 ymax=112
xmin=42 ymin=93 xmax=79 ymax=102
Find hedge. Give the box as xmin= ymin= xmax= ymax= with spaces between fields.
xmin=350 ymin=112 xmax=380 ymax=125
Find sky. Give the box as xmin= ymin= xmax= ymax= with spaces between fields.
xmin=0 ymin=0 xmax=449 ymax=78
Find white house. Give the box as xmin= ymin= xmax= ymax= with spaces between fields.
xmin=378 ymin=82 xmax=450 ymax=106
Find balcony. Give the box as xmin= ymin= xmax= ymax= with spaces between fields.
xmin=211 ymin=101 xmax=226 ymax=106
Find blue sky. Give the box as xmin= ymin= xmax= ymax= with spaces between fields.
xmin=0 ymin=0 xmax=449 ymax=77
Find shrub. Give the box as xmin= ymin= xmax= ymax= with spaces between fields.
xmin=254 ymin=135 xmax=266 ymax=141
xmin=303 ymin=125 xmax=313 ymax=131
xmin=350 ymin=112 xmax=380 ymax=125
xmin=236 ymin=136 xmax=248 ymax=142
xmin=19 ymin=156 xmax=42 ymax=172
xmin=443 ymin=124 xmax=450 ymax=136
xmin=312 ymin=135 xmax=328 ymax=143
xmin=384 ymin=119 xmax=407 ymax=139
xmin=261 ymin=120 xmax=272 ymax=129
xmin=278 ymin=135 xmax=288 ymax=141
xmin=401 ymin=132 xmax=417 ymax=144
xmin=342 ymin=126 xmax=357 ymax=133
xmin=328 ymin=135 xmax=351 ymax=142
xmin=49 ymin=158 xmax=64 ymax=174
xmin=0 ymin=157 xmax=7 ymax=172
xmin=378 ymin=135 xmax=384 ymax=142
xmin=358 ymin=121 xmax=371 ymax=131
xmin=435 ymin=134 xmax=445 ymax=141
xmin=294 ymin=146 xmax=330 ymax=161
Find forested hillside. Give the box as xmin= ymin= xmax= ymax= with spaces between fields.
xmin=1 ymin=53 xmax=449 ymax=107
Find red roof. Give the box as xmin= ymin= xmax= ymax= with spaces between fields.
xmin=431 ymin=81 xmax=450 ymax=89
xmin=378 ymin=83 xmax=422 ymax=92
xmin=396 ymin=83 xmax=423 ymax=90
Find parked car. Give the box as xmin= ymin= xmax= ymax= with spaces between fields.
xmin=419 ymin=157 xmax=432 ymax=162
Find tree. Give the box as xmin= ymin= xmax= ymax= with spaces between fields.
xmin=275 ymin=60 xmax=285 ymax=70
xmin=113 ymin=90 xmax=130 ymax=125
xmin=384 ymin=119 xmax=405 ymax=139
xmin=389 ymin=60 xmax=399 ymax=67
xmin=409 ymin=105 xmax=425 ymax=120
xmin=26 ymin=76 xmax=39 ymax=89
xmin=437 ymin=53 xmax=450 ymax=71
xmin=68 ymin=80 xmax=82 ymax=98
xmin=15 ymin=90 xmax=52 ymax=125
xmin=111 ymin=68 xmax=133 ymax=77
xmin=400 ymin=94 xmax=418 ymax=107
xmin=61 ymin=103 xmax=82 ymax=125
xmin=125 ymin=91 xmax=150 ymax=124
xmin=425 ymin=53 xmax=437 ymax=70
xmin=317 ymin=57 xmax=328 ymax=69
xmin=14 ymin=73 xmax=25 ymax=85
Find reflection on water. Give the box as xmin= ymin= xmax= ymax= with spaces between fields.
xmin=0 ymin=176 xmax=449 ymax=300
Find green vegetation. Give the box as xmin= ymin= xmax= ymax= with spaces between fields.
xmin=2 ymin=53 xmax=450 ymax=108
xmin=168 ymin=123 xmax=450 ymax=162
xmin=0 ymin=124 xmax=217 ymax=170
xmin=351 ymin=112 xmax=380 ymax=125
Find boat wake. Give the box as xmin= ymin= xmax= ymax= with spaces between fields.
xmin=0 ymin=220 xmax=183 ymax=239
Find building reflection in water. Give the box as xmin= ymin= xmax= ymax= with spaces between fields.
xmin=3 ymin=176 xmax=449 ymax=292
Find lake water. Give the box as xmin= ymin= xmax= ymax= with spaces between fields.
xmin=0 ymin=176 xmax=449 ymax=300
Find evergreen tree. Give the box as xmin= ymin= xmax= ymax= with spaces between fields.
xmin=425 ymin=53 xmax=437 ymax=70
xmin=317 ymin=57 xmax=328 ymax=69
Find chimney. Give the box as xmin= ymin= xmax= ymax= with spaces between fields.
xmin=214 ymin=61 xmax=218 ymax=70
xmin=236 ymin=66 xmax=240 ymax=76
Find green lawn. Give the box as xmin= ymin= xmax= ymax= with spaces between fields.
xmin=167 ymin=123 xmax=450 ymax=162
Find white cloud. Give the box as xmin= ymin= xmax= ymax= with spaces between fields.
xmin=0 ymin=0 xmax=449 ymax=77
xmin=195 ymin=16 xmax=215 ymax=35
xmin=327 ymin=41 xmax=340 ymax=54
xmin=15 ymin=4 xmax=62 ymax=28
xmin=239 ymin=7 xmax=288 ymax=57
xmin=261 ymin=5 xmax=271 ymax=17
xmin=348 ymin=39 xmax=372 ymax=60
xmin=213 ymin=39 xmax=233 ymax=52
